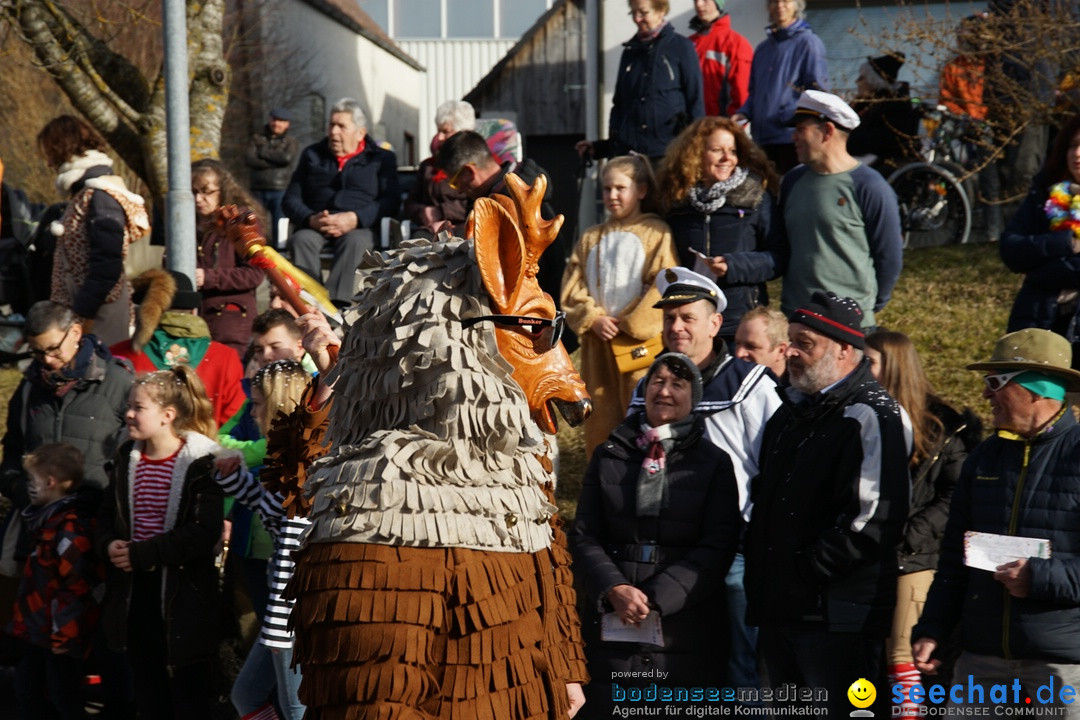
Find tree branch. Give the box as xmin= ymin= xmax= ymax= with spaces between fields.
xmin=5 ymin=0 xmax=147 ymax=181
xmin=39 ymin=1 xmax=145 ymax=125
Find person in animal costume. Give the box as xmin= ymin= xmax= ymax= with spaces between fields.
xmin=224 ymin=174 xmax=592 ymax=719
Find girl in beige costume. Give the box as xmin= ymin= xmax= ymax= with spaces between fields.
xmin=561 ymin=156 xmax=677 ymax=455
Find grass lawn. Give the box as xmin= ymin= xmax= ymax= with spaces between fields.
xmin=553 ymin=241 xmax=1020 ymax=521
xmin=0 ymin=242 xmax=1021 ymax=523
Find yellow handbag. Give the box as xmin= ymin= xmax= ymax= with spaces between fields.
xmin=610 ymin=333 xmax=664 ymax=374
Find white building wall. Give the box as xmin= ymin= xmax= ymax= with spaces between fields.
xmin=397 ymin=39 xmax=517 ymax=161
xmin=810 ymin=2 xmax=982 ymax=99
xmin=262 ymin=1 xmax=424 ymax=159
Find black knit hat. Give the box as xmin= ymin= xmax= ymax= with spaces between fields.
xmin=789 ymin=291 xmax=866 ymax=349
xmin=168 ymin=270 xmax=202 ymax=310
xmin=868 ymin=52 xmax=906 ymax=86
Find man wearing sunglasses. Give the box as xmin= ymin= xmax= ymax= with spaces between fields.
xmin=913 ymin=329 xmax=1080 ymax=716
xmin=0 ymin=300 xmax=133 ymax=558
xmin=435 ymin=131 xmax=566 ymax=304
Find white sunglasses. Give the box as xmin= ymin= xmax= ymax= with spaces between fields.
xmin=983 ymin=370 xmax=1024 ymax=392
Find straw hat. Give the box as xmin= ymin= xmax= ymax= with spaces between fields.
xmin=966 ymin=329 xmax=1080 ymax=390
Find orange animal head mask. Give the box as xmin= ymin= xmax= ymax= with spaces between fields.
xmin=468 ymin=173 xmax=591 ymax=434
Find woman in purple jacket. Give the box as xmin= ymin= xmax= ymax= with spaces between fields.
xmin=190 ymin=159 xmax=266 ymax=358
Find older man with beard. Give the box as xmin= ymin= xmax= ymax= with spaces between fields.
xmin=744 ymin=291 xmax=910 ymax=716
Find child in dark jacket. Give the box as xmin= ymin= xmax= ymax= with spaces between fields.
xmin=96 ymin=365 xmax=225 ymax=720
xmin=10 ymin=442 xmax=104 ymax=720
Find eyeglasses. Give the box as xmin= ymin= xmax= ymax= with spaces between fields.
xmin=628 ymin=9 xmax=656 ymax=18
xmin=447 ymin=164 xmax=474 ymax=192
xmin=29 ymin=324 xmax=74 ymax=361
xmin=192 ymin=186 xmax=221 ymax=197
xmin=984 ymin=370 xmax=1024 ymax=392
xmin=461 ymin=311 xmax=566 ymax=353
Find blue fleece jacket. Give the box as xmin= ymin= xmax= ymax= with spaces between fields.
xmin=737 ymin=20 xmax=829 ymax=146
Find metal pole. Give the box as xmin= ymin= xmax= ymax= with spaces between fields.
xmin=162 ymin=0 xmax=196 ymax=283
xmin=579 ymin=0 xmax=600 ymax=231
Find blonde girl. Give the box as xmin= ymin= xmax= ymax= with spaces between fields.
xmin=214 ymin=359 xmax=311 ymax=720
xmin=97 ymin=365 xmax=226 ymax=720
xmin=561 ymin=155 xmax=679 ymax=455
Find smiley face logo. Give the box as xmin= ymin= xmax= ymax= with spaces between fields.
xmin=847 ymin=678 xmax=876 ymax=710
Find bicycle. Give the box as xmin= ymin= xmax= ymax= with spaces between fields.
xmin=887 ymin=103 xmax=983 ymax=249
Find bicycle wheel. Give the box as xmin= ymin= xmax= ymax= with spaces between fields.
xmin=887 ymin=162 xmax=972 ymax=249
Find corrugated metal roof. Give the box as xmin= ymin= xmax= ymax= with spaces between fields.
xmin=300 ymin=0 xmax=426 ymax=70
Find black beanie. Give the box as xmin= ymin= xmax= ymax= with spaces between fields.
xmin=868 ymin=52 xmax=906 ymax=86
xmin=646 ymin=352 xmax=704 ymax=408
xmin=789 ymin=291 xmax=866 ymax=349
xmin=168 ymin=270 xmax=202 ymax=310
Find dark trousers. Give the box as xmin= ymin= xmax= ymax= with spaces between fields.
xmin=90 ymin=626 xmax=135 ymax=720
xmin=15 ymin=641 xmax=89 ymax=720
xmin=128 ymin=570 xmax=216 ymax=720
xmin=252 ymin=189 xmax=285 ymax=244
xmin=758 ymin=625 xmax=887 ymax=717
xmin=289 ymin=227 xmax=372 ymax=305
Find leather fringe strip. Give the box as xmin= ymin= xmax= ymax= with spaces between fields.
xmin=262 ymin=380 xmax=332 ymax=518
xmin=287 ymin=542 xmax=587 ymax=720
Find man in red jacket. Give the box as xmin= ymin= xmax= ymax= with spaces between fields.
xmin=689 ymin=0 xmax=753 ymax=117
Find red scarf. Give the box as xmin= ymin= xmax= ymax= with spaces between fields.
xmin=335 ymin=139 xmax=365 ymax=172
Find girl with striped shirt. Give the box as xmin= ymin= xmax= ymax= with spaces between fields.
xmin=97 ymin=365 xmax=225 ymax=720
xmin=213 ymin=359 xmax=311 ymax=720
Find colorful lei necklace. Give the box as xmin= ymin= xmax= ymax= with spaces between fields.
xmin=1044 ymin=181 xmax=1080 ymax=235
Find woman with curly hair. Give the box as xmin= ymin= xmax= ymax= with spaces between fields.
xmin=190 ymin=159 xmax=267 ymax=357
xmin=657 ymin=116 xmax=780 ymax=342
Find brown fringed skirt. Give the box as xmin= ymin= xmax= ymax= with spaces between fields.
xmin=287 ymin=542 xmax=584 ymax=720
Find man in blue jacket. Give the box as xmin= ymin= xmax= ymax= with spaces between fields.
xmin=283 ymin=98 xmax=399 ymax=305
xmin=913 ymin=329 xmax=1080 ymax=717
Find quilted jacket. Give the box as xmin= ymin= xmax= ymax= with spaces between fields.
xmin=915 ymin=408 xmax=1080 ymax=661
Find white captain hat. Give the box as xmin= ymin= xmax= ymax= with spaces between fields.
xmin=653 ymin=267 xmax=728 ymax=313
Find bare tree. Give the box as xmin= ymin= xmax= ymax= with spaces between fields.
xmin=853 ymin=1 xmax=1080 ymax=177
xmin=1 ymin=0 xmax=231 ymax=198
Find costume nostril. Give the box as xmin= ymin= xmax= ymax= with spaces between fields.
xmin=551 ymin=397 xmax=592 ymax=426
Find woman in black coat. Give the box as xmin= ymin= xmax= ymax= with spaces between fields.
xmin=1000 ymin=112 xmax=1080 ymax=364
xmin=657 ymin=117 xmax=780 ymax=342
xmin=847 ymin=53 xmax=920 ymax=175
xmin=570 ymin=352 xmax=740 ymax=715
xmin=575 ymin=0 xmax=704 ymax=163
